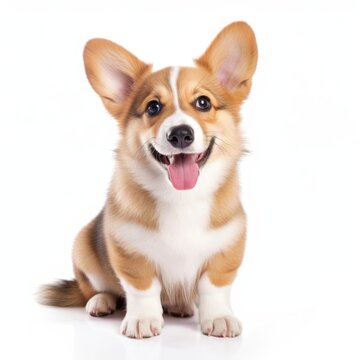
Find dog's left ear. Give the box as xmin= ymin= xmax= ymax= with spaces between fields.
xmin=196 ymin=22 xmax=258 ymax=94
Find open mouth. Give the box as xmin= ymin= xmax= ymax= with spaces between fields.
xmin=149 ymin=137 xmax=215 ymax=190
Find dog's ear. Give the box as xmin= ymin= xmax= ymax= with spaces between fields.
xmin=196 ymin=22 xmax=257 ymax=94
xmin=83 ymin=39 xmax=151 ymax=117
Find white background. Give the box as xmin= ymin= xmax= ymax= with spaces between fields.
xmin=1 ymin=1 xmax=359 ymax=359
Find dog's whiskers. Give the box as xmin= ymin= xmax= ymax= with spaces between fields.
xmin=206 ymin=132 xmax=233 ymax=147
xmin=214 ymin=142 xmax=231 ymax=156
xmin=132 ymin=137 xmax=155 ymax=161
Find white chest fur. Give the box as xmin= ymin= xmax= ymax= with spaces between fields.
xmin=111 ymin=194 xmax=243 ymax=287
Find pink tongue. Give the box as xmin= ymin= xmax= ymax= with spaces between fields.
xmin=168 ymin=154 xmax=199 ymax=190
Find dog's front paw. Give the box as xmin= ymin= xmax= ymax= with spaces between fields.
xmin=201 ymin=316 xmax=242 ymax=337
xmin=121 ymin=315 xmax=164 ymax=338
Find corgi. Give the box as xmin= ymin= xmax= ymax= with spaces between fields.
xmin=38 ymin=21 xmax=258 ymax=338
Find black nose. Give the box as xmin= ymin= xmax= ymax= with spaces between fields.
xmin=167 ymin=125 xmax=194 ymax=149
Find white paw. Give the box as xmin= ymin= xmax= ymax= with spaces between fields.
xmin=201 ymin=316 xmax=242 ymax=337
xmin=85 ymin=293 xmax=117 ymax=317
xmin=121 ymin=315 xmax=164 ymax=338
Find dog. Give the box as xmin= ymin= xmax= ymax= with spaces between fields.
xmin=38 ymin=21 xmax=258 ymax=338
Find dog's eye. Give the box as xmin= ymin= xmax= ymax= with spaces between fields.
xmin=146 ymin=100 xmax=162 ymax=116
xmin=195 ymin=96 xmax=211 ymax=112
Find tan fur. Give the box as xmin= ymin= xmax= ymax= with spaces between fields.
xmin=108 ymin=170 xmax=158 ymax=230
xmin=206 ymin=228 xmax=246 ymax=287
xmin=196 ymin=21 xmax=257 ymax=98
xmin=37 ymin=279 xmax=86 ymax=307
xmin=39 ymin=22 xmax=257 ymax=323
xmin=72 ymin=217 xmax=123 ymax=297
xmin=106 ymin=233 xmax=156 ymax=291
xmin=210 ymin=169 xmax=243 ymax=229
xmin=83 ymin=38 xmax=152 ymax=119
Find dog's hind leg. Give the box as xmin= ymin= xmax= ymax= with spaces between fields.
xmin=72 ymin=211 xmax=124 ymax=316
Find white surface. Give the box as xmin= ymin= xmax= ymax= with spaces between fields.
xmin=1 ymin=1 xmax=360 ymax=359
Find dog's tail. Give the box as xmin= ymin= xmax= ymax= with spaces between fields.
xmin=37 ymin=279 xmax=86 ymax=307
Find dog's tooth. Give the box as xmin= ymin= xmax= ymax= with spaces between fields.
xmin=169 ymin=156 xmax=175 ymax=164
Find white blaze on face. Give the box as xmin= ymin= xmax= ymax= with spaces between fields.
xmin=169 ymin=66 xmax=180 ymax=109
xmin=155 ymin=67 xmax=205 ymax=155
xmin=153 ymin=67 xmax=207 ymax=190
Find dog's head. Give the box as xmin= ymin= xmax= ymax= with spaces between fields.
xmin=84 ymin=22 xmax=257 ymax=192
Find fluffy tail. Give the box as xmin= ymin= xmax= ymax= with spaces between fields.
xmin=37 ymin=279 xmax=86 ymax=307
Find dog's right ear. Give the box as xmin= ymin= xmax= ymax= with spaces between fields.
xmin=83 ymin=39 xmax=151 ymax=117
